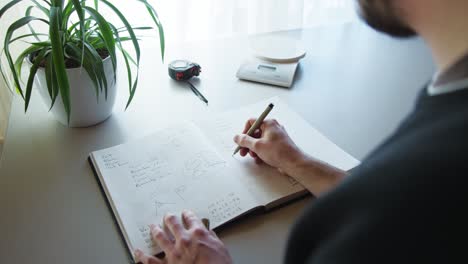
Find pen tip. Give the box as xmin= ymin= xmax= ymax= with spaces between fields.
xmin=269 ymin=103 xmax=274 ymax=108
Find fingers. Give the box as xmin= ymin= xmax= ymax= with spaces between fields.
xmin=233 ymin=134 xmax=258 ymax=152
xmin=249 ymin=150 xmax=257 ymax=158
xmin=150 ymin=224 xmax=173 ymax=252
xmin=134 ymin=249 xmax=163 ymax=264
xmin=240 ymin=148 xmax=249 ymax=157
xmin=263 ymin=118 xmax=280 ymax=127
xmin=163 ymin=214 xmax=185 ymax=240
xmin=252 ymin=128 xmax=262 ymax=138
xmin=239 ymin=118 xmax=263 ymax=157
xmin=242 ymin=118 xmax=258 ymax=134
xmin=182 ymin=210 xmax=204 ymax=230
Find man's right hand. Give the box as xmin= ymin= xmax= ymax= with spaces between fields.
xmin=233 ymin=118 xmax=304 ymax=174
xmin=233 ymin=118 xmax=347 ymax=197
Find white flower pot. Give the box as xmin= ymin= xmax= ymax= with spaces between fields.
xmin=29 ymin=56 xmax=117 ymax=127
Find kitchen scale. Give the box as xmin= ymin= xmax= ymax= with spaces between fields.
xmin=236 ymin=36 xmax=306 ymax=88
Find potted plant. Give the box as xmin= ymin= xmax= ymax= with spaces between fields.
xmin=0 ymin=0 xmax=165 ymax=127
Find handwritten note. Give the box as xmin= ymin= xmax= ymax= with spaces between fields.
xmin=101 ymin=153 xmax=128 ymax=169
xmin=129 ymin=157 xmax=171 ymax=188
xmin=207 ymin=192 xmax=243 ymax=223
xmin=138 ymin=225 xmax=156 ymax=250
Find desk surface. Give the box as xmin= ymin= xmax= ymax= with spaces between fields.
xmin=0 ymin=23 xmax=435 ymax=264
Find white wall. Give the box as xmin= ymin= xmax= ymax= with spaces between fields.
xmin=0 ymin=0 xmax=31 ymax=142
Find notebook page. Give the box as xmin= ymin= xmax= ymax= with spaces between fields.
xmin=91 ymin=122 xmax=258 ymax=259
xmin=197 ymin=97 xmax=360 ymax=206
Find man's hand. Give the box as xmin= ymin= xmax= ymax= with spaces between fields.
xmin=135 ymin=210 xmax=232 ymax=264
xmin=233 ymin=118 xmax=304 ymax=173
xmin=233 ymin=118 xmax=347 ymax=196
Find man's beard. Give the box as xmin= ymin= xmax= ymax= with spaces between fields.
xmin=357 ymin=0 xmax=417 ymax=38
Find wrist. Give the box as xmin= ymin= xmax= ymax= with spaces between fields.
xmin=282 ymin=151 xmax=348 ymax=196
xmin=280 ymin=147 xmax=309 ymax=175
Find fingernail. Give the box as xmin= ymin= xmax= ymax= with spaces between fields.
xmin=164 ymin=213 xmax=171 ymax=221
xmin=233 ymin=135 xmax=239 ymax=142
xmin=134 ymin=249 xmax=142 ymax=260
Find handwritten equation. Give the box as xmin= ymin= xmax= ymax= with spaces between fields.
xmin=138 ymin=225 xmax=156 ymax=250
xmin=207 ymin=192 xmax=243 ymax=223
xmin=130 ymin=157 xmax=171 ymax=188
xmin=101 ymin=153 xmax=128 ymax=169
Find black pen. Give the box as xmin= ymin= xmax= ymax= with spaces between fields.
xmin=187 ymin=81 xmax=208 ymax=105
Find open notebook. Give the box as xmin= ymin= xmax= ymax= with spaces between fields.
xmin=89 ymin=97 xmax=360 ymax=262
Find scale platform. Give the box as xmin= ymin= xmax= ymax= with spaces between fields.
xmin=236 ymin=36 xmax=306 ymax=88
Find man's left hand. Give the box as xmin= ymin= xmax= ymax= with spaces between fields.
xmin=135 ymin=210 xmax=232 ymax=264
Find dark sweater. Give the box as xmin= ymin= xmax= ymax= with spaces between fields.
xmin=284 ymin=87 xmax=468 ymax=263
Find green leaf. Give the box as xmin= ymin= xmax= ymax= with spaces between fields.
xmin=70 ymin=0 xmax=86 ymax=66
xmin=3 ymin=16 xmax=49 ymax=99
xmin=109 ymin=23 xmax=132 ymax=103
xmin=9 ymin=33 xmax=49 ymax=44
xmin=135 ymin=0 xmax=165 ymax=62
xmin=98 ymin=0 xmax=140 ymax=107
xmin=120 ymin=47 xmax=138 ymax=66
xmin=14 ymin=44 xmax=48 ymax=78
xmin=25 ymin=48 xmax=49 ymax=112
xmin=30 ymin=0 xmax=50 ymax=16
xmin=50 ymin=6 xmax=71 ymax=124
xmin=116 ymin=26 xmax=153 ymax=33
xmin=82 ymin=6 xmax=116 ymax=78
xmin=65 ymin=43 xmax=102 ymax=102
xmin=29 ymin=41 xmax=52 ymax=47
xmin=25 ymin=6 xmax=41 ymax=42
xmin=45 ymin=54 xmax=60 ymax=110
xmin=0 ymin=0 xmax=23 ymax=18
xmin=44 ymin=53 xmax=54 ymax=99
xmin=83 ymin=42 xmax=108 ymax=96
xmin=68 ymin=18 xmax=94 ymax=37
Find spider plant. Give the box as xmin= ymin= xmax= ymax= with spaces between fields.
xmin=0 ymin=0 xmax=165 ymax=123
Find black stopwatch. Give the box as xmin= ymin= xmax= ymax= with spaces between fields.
xmin=168 ymin=59 xmax=208 ymax=104
xmin=168 ymin=60 xmax=201 ymax=81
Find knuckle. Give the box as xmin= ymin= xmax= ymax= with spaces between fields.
xmin=154 ymin=230 xmax=165 ymax=240
xmin=166 ymin=214 xmax=178 ymax=224
xmin=239 ymin=136 xmax=248 ymax=145
xmin=179 ymin=236 xmax=192 ymax=247
xmin=193 ymin=227 xmax=207 ymax=237
xmin=253 ymin=140 xmax=263 ymax=150
xmin=170 ymin=249 xmax=183 ymax=260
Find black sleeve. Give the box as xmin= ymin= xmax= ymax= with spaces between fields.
xmin=284 ymin=149 xmax=467 ymax=264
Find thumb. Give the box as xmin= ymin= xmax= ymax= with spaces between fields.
xmin=234 ymin=134 xmax=258 ymax=151
xmin=135 ymin=250 xmax=163 ymax=264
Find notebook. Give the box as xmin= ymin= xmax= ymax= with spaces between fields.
xmin=88 ymin=96 xmax=360 ymax=262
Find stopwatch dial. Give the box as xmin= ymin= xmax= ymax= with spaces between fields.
xmin=171 ymin=60 xmax=189 ymax=69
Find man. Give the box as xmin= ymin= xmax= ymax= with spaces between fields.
xmin=136 ymin=0 xmax=468 ymax=263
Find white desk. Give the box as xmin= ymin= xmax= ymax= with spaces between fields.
xmin=0 ymin=23 xmax=435 ymax=264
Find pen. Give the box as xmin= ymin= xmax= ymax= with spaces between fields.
xmin=232 ymin=103 xmax=275 ymax=156
xmin=187 ymin=81 xmax=208 ymax=105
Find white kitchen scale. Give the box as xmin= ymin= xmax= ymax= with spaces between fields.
xmin=236 ymin=36 xmax=306 ymax=88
